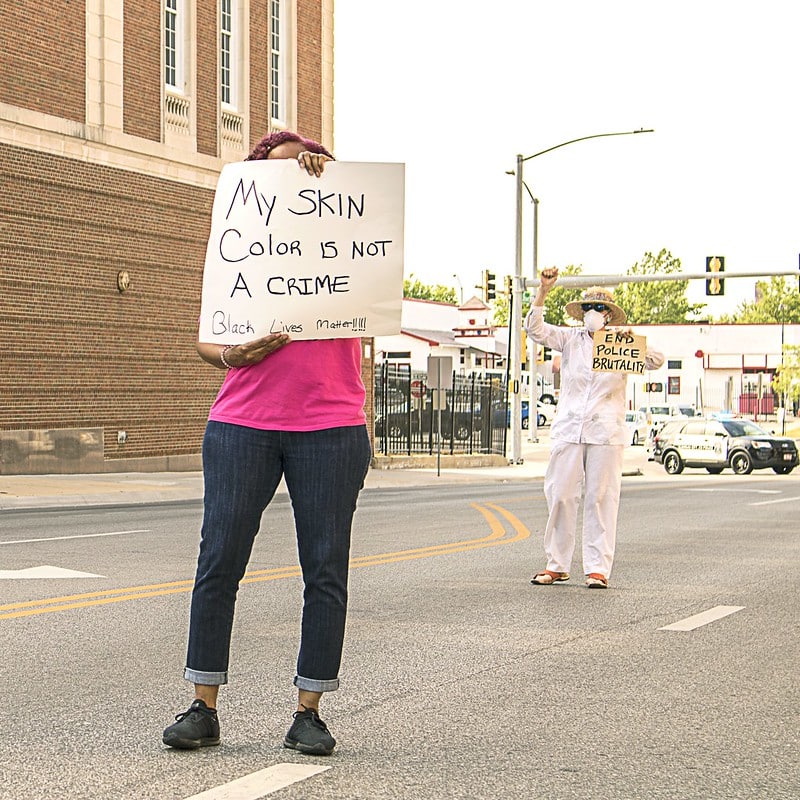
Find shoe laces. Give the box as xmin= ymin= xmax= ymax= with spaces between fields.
xmin=293 ymin=708 xmax=328 ymax=730
xmin=175 ymin=701 xmax=216 ymax=723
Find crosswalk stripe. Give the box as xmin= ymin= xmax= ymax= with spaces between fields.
xmin=182 ymin=763 xmax=329 ymax=800
xmin=659 ymin=605 xmax=744 ymax=631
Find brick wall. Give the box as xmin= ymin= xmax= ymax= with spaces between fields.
xmin=0 ymin=143 xmax=221 ymax=460
xmin=0 ymin=0 xmax=85 ymax=122
xmin=124 ymin=0 xmax=161 ymax=141
xmin=0 ymin=0 xmax=359 ymax=471
xmin=196 ymin=0 xmax=219 ymax=157
xmin=0 ymin=142 xmax=375 ymax=464
xmin=249 ymin=1 xmax=270 ymax=148
xmin=296 ymin=0 xmax=323 ymax=143
xmin=362 ymin=338 xmax=376 ymax=449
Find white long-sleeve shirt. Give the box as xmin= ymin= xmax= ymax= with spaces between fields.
xmin=525 ymin=306 xmax=665 ymax=445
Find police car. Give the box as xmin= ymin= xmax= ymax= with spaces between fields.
xmin=651 ymin=416 xmax=798 ymax=475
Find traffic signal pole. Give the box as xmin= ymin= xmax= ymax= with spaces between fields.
xmin=508 ymin=129 xmax=654 ymax=465
xmin=524 ymin=269 xmax=799 ymax=290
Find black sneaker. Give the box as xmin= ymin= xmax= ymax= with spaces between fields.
xmin=162 ymin=699 xmax=220 ymax=749
xmin=283 ymin=708 xmax=336 ymax=755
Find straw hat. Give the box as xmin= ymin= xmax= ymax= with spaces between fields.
xmin=565 ymin=287 xmax=627 ymax=326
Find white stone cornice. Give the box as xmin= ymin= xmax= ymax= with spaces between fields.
xmin=0 ymin=103 xmax=227 ymax=189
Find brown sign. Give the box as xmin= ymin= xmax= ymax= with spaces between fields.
xmin=592 ymin=330 xmax=647 ymax=374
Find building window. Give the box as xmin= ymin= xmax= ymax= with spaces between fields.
xmin=668 ymin=376 xmax=681 ymax=395
xmin=667 ymin=360 xmax=682 ymax=370
xmin=164 ymin=0 xmax=184 ymax=91
xmin=270 ymin=0 xmax=286 ymax=124
xmin=220 ymin=0 xmax=236 ymax=107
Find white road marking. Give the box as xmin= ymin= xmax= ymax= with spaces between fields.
xmin=0 ymin=565 xmax=105 ymax=580
xmin=749 ymin=495 xmax=800 ymax=506
xmin=0 ymin=529 xmax=149 ymax=546
xmin=682 ymin=488 xmax=779 ymax=494
xmin=659 ymin=605 xmax=744 ymax=631
xmin=182 ymin=764 xmax=330 ymax=800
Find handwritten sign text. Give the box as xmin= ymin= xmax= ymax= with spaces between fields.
xmin=199 ymin=160 xmax=404 ymax=343
xmin=592 ymin=330 xmax=647 ymax=374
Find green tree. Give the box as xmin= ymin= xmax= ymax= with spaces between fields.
xmin=716 ymin=277 xmax=800 ymax=323
xmin=403 ymin=275 xmax=458 ymax=304
xmin=491 ymin=265 xmax=584 ymax=327
xmin=542 ymin=265 xmax=584 ymax=325
xmin=772 ymin=344 xmax=800 ymax=408
xmin=492 ymin=288 xmax=511 ymax=326
xmin=612 ymin=249 xmax=705 ymax=323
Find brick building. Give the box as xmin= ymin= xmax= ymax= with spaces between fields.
xmin=0 ymin=0 xmax=373 ymax=475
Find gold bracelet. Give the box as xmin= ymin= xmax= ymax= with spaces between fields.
xmin=219 ymin=346 xmax=236 ymax=369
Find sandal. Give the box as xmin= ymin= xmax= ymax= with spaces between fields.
xmin=585 ymin=573 xmax=608 ymax=589
xmin=531 ymin=570 xmax=570 ymax=585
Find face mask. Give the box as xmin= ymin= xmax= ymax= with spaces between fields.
xmin=583 ymin=309 xmax=607 ymax=332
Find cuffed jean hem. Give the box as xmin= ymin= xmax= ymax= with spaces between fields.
xmin=294 ymin=674 xmax=339 ymax=693
xmin=184 ymin=667 xmax=228 ymax=686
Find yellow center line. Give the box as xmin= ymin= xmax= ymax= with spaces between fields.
xmin=0 ymin=502 xmax=530 ymax=620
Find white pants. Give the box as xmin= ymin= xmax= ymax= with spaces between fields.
xmin=542 ymin=439 xmax=624 ymax=578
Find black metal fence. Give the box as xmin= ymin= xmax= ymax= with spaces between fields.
xmin=374 ymin=363 xmax=508 ymax=456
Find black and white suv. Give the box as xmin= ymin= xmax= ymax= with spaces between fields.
xmin=651 ymin=416 xmax=798 ymax=475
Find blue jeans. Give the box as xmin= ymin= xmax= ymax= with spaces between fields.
xmin=185 ymin=421 xmax=372 ymax=692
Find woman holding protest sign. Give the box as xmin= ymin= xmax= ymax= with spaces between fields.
xmin=162 ymin=131 xmax=372 ymax=756
xmin=524 ymin=267 xmax=664 ymax=589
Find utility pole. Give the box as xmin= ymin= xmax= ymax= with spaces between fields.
xmin=508 ymin=128 xmax=654 ymax=464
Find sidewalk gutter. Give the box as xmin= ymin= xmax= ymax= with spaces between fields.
xmin=0 ymin=432 xmax=647 ymax=511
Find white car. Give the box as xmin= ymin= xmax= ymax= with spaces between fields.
xmin=625 ymin=410 xmax=649 ymax=446
xmin=518 ymin=400 xmax=552 ymax=429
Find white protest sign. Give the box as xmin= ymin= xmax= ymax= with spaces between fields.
xmin=592 ymin=330 xmax=647 ymax=374
xmin=198 ymin=160 xmax=404 ymax=343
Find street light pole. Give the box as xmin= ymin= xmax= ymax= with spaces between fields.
xmin=452 ymin=273 xmax=463 ymax=304
xmin=509 ymin=128 xmax=654 ymax=465
xmin=781 ymin=302 xmax=786 ymax=434
xmin=527 ymin=192 xmax=539 ymax=443
xmin=509 ymin=154 xmax=524 ymax=464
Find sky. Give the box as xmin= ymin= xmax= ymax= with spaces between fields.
xmin=332 ymin=0 xmax=800 ymax=315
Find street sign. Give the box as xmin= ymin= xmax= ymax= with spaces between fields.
xmin=426 ymin=357 xmax=453 ymax=390
xmin=410 ymin=379 xmax=426 ymax=399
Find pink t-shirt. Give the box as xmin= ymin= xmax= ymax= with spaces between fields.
xmin=208 ymin=339 xmax=366 ymax=431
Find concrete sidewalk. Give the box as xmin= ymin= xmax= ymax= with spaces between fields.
xmin=0 ymin=432 xmax=649 ymax=511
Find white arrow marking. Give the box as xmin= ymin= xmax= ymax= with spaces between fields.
xmin=182 ymin=764 xmax=330 ymax=800
xmin=0 ymin=565 xmax=105 ymax=580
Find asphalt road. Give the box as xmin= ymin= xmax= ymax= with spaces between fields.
xmin=1 ymin=474 xmax=798 ymax=799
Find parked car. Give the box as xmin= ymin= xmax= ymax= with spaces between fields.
xmin=482 ymin=370 xmax=558 ymax=405
xmin=535 ymin=375 xmax=558 ymax=406
xmin=640 ymin=403 xmax=691 ymax=429
xmin=625 ymin=410 xmax=649 ymax=446
xmin=651 ymin=416 xmax=798 ymax=475
xmin=642 ymin=403 xmax=699 ymax=448
xmin=507 ymin=400 xmax=551 ymax=429
xmin=375 ymin=401 xmax=473 ymax=441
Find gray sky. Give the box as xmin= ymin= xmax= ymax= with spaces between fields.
xmin=332 ymin=0 xmax=799 ymax=313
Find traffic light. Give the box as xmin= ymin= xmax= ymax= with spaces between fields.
xmin=504 ymin=274 xmax=513 ymax=296
xmin=706 ymin=256 xmax=725 ymax=296
xmin=644 ymin=382 xmax=664 ymax=392
xmin=536 ymin=346 xmax=552 ymax=364
xmin=482 ymin=269 xmax=496 ymax=301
